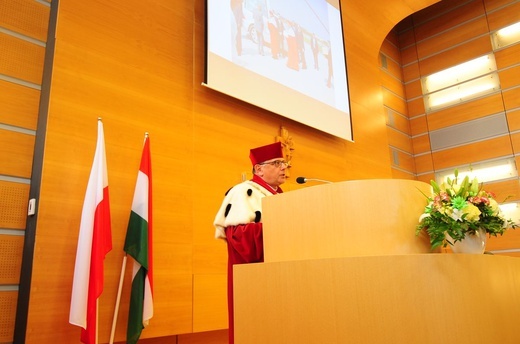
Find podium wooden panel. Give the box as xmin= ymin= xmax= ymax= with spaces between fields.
xmin=234 ymin=180 xmax=520 ymax=343
xmin=234 ymin=254 xmax=520 ymax=344
xmin=262 ymin=179 xmax=433 ymax=262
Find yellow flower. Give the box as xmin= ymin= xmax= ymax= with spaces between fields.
xmin=463 ymin=203 xmax=481 ymax=222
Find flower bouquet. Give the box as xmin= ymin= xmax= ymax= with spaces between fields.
xmin=416 ymin=169 xmax=517 ymax=251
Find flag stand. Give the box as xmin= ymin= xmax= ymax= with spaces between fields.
xmin=109 ymin=255 xmax=127 ymax=344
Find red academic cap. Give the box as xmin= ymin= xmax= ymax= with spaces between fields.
xmin=249 ymin=142 xmax=284 ymax=165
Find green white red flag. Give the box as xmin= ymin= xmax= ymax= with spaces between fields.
xmin=124 ymin=134 xmax=153 ymax=344
xmin=69 ymin=119 xmax=112 ymax=344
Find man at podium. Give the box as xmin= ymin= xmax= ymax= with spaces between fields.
xmin=213 ymin=141 xmax=287 ymax=344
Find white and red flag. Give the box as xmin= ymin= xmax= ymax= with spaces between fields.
xmin=69 ymin=119 xmax=112 ymax=344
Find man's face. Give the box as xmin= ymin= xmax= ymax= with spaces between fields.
xmin=256 ymin=159 xmax=287 ymax=188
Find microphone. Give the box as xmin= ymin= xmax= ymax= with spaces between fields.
xmin=296 ymin=176 xmax=333 ymax=184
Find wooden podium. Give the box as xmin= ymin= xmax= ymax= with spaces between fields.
xmin=263 ymin=179 xmax=433 ymax=262
xmin=233 ymin=180 xmax=520 ymax=343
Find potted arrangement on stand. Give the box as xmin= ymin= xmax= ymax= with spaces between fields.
xmin=416 ymin=169 xmax=517 ymax=253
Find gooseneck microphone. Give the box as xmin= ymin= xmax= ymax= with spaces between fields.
xmin=296 ymin=176 xmax=333 ymax=184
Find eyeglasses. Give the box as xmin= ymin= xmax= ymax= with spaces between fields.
xmin=259 ymin=160 xmax=288 ymax=168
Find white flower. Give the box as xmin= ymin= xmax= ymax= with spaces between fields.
xmin=450 ymin=208 xmax=463 ymax=221
xmin=419 ymin=213 xmax=430 ymax=222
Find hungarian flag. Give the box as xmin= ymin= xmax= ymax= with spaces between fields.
xmin=124 ymin=134 xmax=153 ymax=344
xmin=69 ymin=119 xmax=112 ymax=344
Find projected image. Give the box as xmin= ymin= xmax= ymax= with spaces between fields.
xmin=206 ymin=0 xmax=352 ymax=141
xmin=228 ymin=0 xmax=345 ymax=110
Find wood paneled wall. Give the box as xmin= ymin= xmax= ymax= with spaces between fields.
xmin=6 ymin=0 xmax=520 ymax=342
xmin=9 ymin=0 xmax=439 ymax=343
xmin=0 ymin=0 xmax=49 ymax=342
xmin=384 ymin=0 xmax=520 ymax=255
xmin=13 ymin=0 xmax=520 ymax=342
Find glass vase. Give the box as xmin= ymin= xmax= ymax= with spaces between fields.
xmin=448 ymin=228 xmax=487 ymax=254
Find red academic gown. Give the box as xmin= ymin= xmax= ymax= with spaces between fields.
xmin=214 ymin=175 xmax=282 ymax=344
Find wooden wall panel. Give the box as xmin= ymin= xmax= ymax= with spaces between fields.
xmin=410 ymin=115 xmax=428 ymax=136
xmin=495 ymin=43 xmax=520 ymax=69
xmin=414 ymin=0 xmax=486 ymax=42
xmin=380 ymin=38 xmax=400 ymax=64
xmin=483 ymin=0 xmax=517 ymax=12
xmin=404 ymin=79 xmax=422 ymax=100
xmin=416 ymin=172 xmax=435 ymax=184
xmin=412 ymin=134 xmax=431 ymax=154
xmin=0 ymin=32 xmax=45 ymax=84
xmin=499 ymin=65 xmax=520 ymax=89
xmin=485 ymin=0 xmax=520 ymax=31
xmin=426 ymin=93 xmax=506 ymax=131
xmin=509 ymin=132 xmax=520 ymax=154
xmin=419 ymin=36 xmax=493 ymax=76
xmin=0 ymin=130 xmax=35 ymax=178
xmin=484 ymin=179 xmax=520 ymax=203
xmin=502 ymin=87 xmax=520 ymax=110
xmin=416 ymin=17 xmax=490 ymax=59
xmin=414 ymin=153 xmax=434 ymax=173
xmin=383 ymin=57 xmax=403 ymax=80
xmin=0 ymin=0 xmax=50 ymax=41
xmin=382 ymin=88 xmax=407 ymax=114
xmin=506 ymin=109 xmax=520 ymax=132
xmin=411 ymin=0 xmax=469 ymax=26
xmin=0 ymin=291 xmax=17 ymax=343
xmin=0 ymin=181 xmax=29 ymax=229
xmin=0 ymin=80 xmax=40 ymax=130
xmin=400 ymin=45 xmax=418 ymax=66
xmin=391 ymin=167 xmax=415 ymax=180
xmin=402 ymin=62 xmax=420 ymax=82
xmin=381 ymin=72 xmax=405 ymax=98
xmin=0 ymin=235 xmax=24 ymax=284
xmin=386 ymin=109 xmax=410 ymax=133
xmin=431 ymin=136 xmax=513 ymax=170
xmin=407 ymin=97 xmax=425 ymax=117
xmin=192 ymin=274 xmax=228 ymax=333
xmin=387 ymin=128 xmax=413 ymax=153
xmin=397 ymin=28 xmax=415 ymax=49
xmin=389 ymin=148 xmax=415 ymax=172
xmin=487 ymin=229 xmax=520 ymax=251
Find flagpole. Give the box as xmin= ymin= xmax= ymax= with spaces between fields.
xmin=96 ymin=299 xmax=99 ymax=344
xmin=109 ymin=255 xmax=127 ymax=344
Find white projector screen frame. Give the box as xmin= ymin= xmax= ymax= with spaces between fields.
xmin=204 ymin=0 xmax=353 ymax=141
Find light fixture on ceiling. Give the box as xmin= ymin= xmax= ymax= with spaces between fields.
xmin=491 ymin=21 xmax=520 ymax=50
xmin=422 ymin=54 xmax=499 ymax=112
xmin=435 ymin=158 xmax=518 ymax=185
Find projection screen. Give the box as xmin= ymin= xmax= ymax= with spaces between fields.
xmin=205 ymin=0 xmax=352 ymax=141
